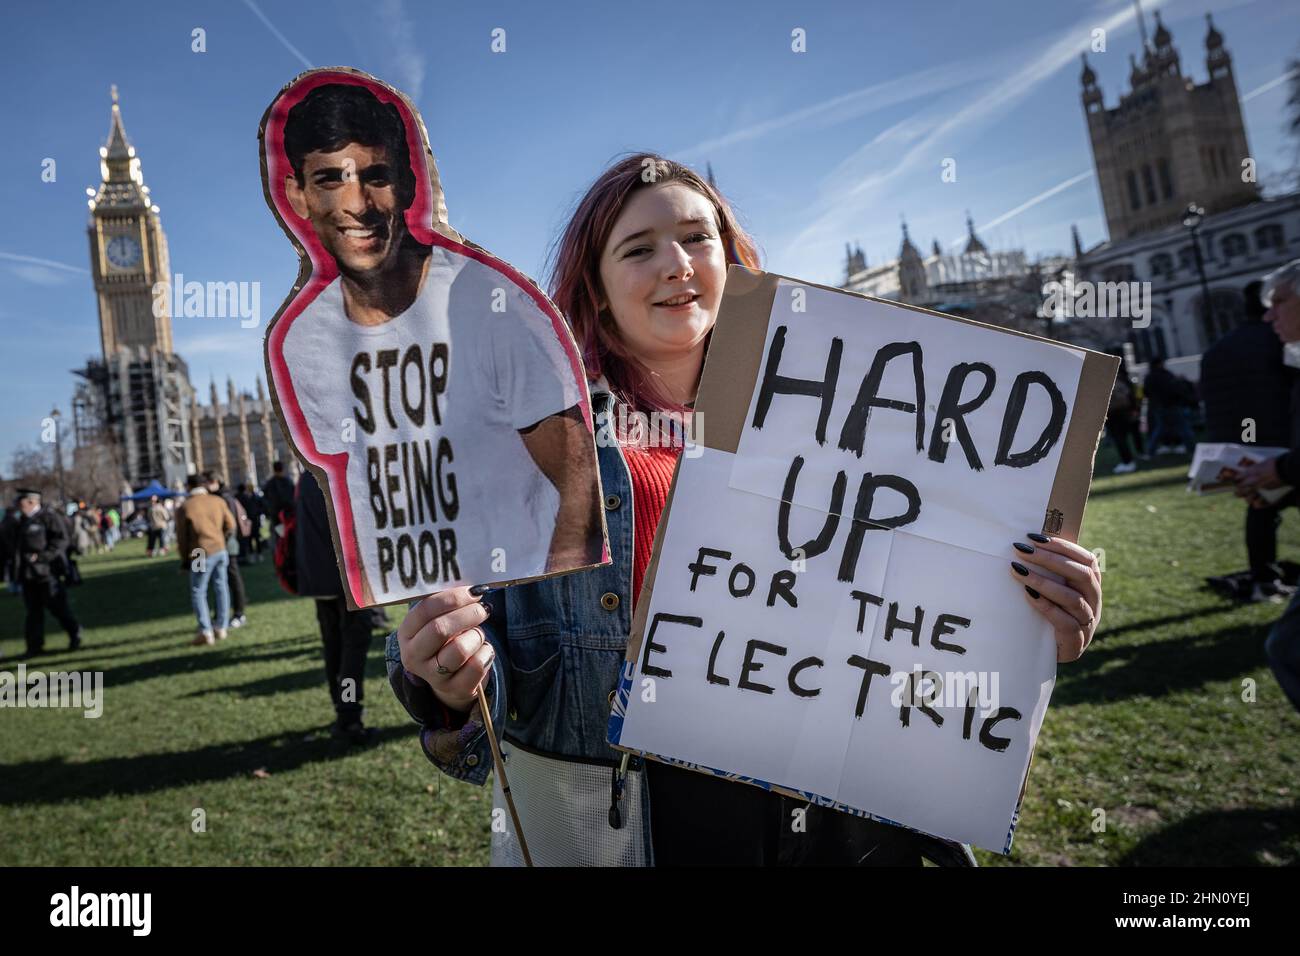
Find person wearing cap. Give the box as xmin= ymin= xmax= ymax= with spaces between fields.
xmin=4 ymin=489 xmax=82 ymax=657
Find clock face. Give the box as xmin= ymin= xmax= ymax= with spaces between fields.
xmin=105 ymin=234 xmax=142 ymax=270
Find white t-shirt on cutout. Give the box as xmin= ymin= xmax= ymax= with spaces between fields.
xmin=282 ymin=244 xmax=583 ymax=603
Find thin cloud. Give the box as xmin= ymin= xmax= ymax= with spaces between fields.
xmin=951 ymin=171 xmax=1094 ymax=246
xmin=778 ymin=0 xmax=1173 ymax=279
xmin=675 ymin=61 xmax=994 ymax=160
xmin=1243 ymin=67 xmax=1298 ymax=102
xmin=242 ymin=0 xmax=314 ymax=70
xmin=0 ymin=252 xmax=88 ymax=274
xmin=376 ymin=0 xmax=425 ymax=101
xmin=2 ymin=252 xmax=87 ymax=285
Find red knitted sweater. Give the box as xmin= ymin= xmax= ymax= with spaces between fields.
xmin=621 ymin=441 xmax=682 ymax=608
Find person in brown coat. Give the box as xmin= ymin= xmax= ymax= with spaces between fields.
xmin=176 ymin=473 xmax=235 ymax=646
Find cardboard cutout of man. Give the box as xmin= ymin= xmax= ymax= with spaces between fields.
xmin=261 ymin=70 xmax=607 ymax=607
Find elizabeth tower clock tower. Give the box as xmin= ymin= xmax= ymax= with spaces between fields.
xmin=88 ymin=85 xmax=173 ymax=357
xmin=76 ymin=87 xmax=193 ymax=488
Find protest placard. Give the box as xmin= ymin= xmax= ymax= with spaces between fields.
xmin=258 ymin=68 xmax=608 ymax=608
xmin=609 ymin=266 xmax=1118 ymax=851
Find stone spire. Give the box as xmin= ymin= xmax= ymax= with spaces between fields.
xmin=964 ymin=212 xmax=988 ymax=255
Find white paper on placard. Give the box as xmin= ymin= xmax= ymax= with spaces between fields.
xmin=617 ymin=447 xmax=894 ymax=802
xmin=614 ymin=446 xmax=1058 ymax=851
xmin=831 ymin=531 xmax=1057 ymax=850
xmin=729 ymin=281 xmax=1085 ymax=560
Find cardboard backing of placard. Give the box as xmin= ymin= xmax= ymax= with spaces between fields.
xmin=257 ymin=67 xmax=609 ymax=609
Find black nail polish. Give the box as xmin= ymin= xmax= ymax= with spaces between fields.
xmin=469 ymin=583 xmax=491 ymax=596
xmin=1013 ymin=542 xmax=1035 ymax=555
xmin=480 ymin=600 xmax=492 ymax=617
xmin=1027 ymin=532 xmax=1050 ymax=543
xmin=1025 ymin=585 xmax=1041 ymax=599
xmin=1011 ymin=561 xmax=1030 ymax=576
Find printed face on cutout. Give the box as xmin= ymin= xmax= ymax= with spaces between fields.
xmin=285 ymin=142 xmax=409 ymax=278
xmin=598 ymin=182 xmax=728 ymax=366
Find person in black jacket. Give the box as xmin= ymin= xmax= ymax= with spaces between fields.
xmin=295 ymin=470 xmax=375 ymax=744
xmin=1201 ymin=280 xmax=1296 ymax=597
xmin=5 ymin=489 xmax=82 ymax=657
xmin=261 ymin=460 xmax=296 ymax=552
xmin=1235 ymin=260 xmax=1300 ymax=712
xmin=1144 ymin=358 xmax=1197 ymax=453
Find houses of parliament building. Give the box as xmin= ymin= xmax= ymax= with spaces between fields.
xmin=72 ymin=90 xmax=295 ymax=492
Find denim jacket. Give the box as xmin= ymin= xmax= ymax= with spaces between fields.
xmin=385 ymin=379 xmax=976 ymax=866
xmin=386 ymin=378 xmax=640 ymax=780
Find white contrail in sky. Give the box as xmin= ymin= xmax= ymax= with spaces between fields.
xmin=952 ymin=171 xmax=1094 ymax=245
xmin=242 ymin=0 xmax=314 ymax=70
xmin=1242 ymin=68 xmax=1298 ymax=102
xmin=0 ymin=252 xmax=88 ymax=274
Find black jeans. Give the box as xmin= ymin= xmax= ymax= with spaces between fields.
xmin=314 ymin=596 xmax=372 ymax=725
xmin=225 ymin=556 xmax=246 ymax=617
xmin=22 ymin=577 xmax=80 ymax=653
xmin=1246 ymin=491 xmax=1296 ymax=579
xmin=1105 ymin=413 xmax=1140 ymax=464
xmin=647 ymin=759 xmax=932 ymax=865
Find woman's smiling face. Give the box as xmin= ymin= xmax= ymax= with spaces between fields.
xmin=598 ymin=181 xmax=728 ymax=365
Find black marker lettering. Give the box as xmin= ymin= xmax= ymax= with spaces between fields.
xmin=728 ymin=563 xmax=756 ymax=598
xmin=642 ymin=612 xmax=703 ymax=679
xmin=846 ymin=655 xmax=891 ymax=718
xmin=838 ymin=341 xmax=926 ymax=457
xmin=738 ymin=639 xmax=787 ymax=695
xmin=838 ymin=474 xmax=921 ymax=582
xmin=849 ymin=590 xmax=884 ymax=633
xmin=884 ymin=602 xmax=924 ymax=646
xmin=752 ymin=326 xmax=843 ymax=445
xmin=688 ymin=547 xmax=732 ymax=592
xmin=788 ymin=657 xmax=823 ymax=698
xmin=931 ymin=613 xmax=971 ymax=655
xmin=994 ymin=371 xmax=1067 ymax=469
xmin=766 ymin=570 xmax=798 ymax=608
xmin=777 ymin=456 xmax=844 ymax=561
xmin=707 ymin=630 xmax=730 ymax=686
xmin=927 ymin=362 xmax=996 ymax=468
xmin=979 ymin=707 xmax=1023 ymax=752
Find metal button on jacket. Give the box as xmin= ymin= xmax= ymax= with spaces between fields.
xmin=600 ymin=592 xmax=620 ymax=611
xmin=465 ymin=754 xmax=480 ymax=768
xmin=604 ymin=493 xmax=621 ymax=510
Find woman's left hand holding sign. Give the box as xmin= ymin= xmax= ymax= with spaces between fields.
xmin=1008 ymin=533 xmax=1102 ymax=663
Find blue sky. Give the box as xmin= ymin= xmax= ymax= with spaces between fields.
xmin=2 ymin=0 xmax=1297 ymax=475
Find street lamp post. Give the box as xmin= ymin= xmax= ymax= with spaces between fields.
xmin=1182 ymin=203 xmax=1215 ymax=345
xmin=51 ymin=406 xmax=67 ymax=509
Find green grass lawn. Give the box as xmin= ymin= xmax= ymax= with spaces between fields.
xmin=2 ymin=452 xmax=1298 ymax=866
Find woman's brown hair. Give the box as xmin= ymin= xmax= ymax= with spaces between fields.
xmin=547 ymin=154 xmax=761 ymax=413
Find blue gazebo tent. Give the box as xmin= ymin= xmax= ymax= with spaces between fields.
xmin=124 ymin=480 xmax=184 ymax=502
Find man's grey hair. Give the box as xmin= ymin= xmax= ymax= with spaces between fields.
xmin=1262 ymin=259 xmax=1300 ymax=308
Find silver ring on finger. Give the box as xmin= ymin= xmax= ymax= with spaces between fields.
xmin=434 ymin=650 xmax=451 ymax=676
